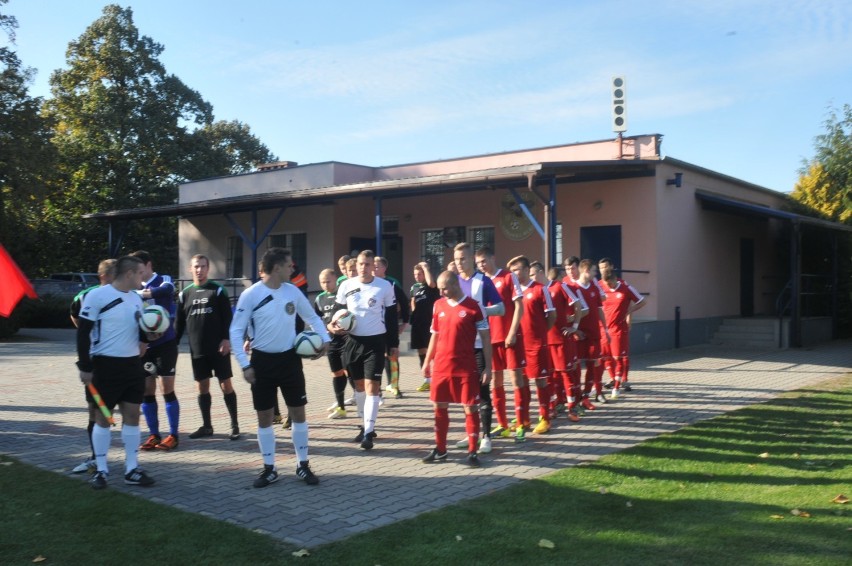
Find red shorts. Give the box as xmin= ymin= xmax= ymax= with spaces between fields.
xmin=430 ymin=374 xmax=480 ymax=406
xmin=491 ymin=338 xmax=526 ymax=372
xmin=548 ymin=342 xmax=568 ymax=372
xmin=524 ymin=346 xmax=552 ymax=380
xmin=608 ymin=329 xmax=629 ymax=358
xmin=575 ymin=337 xmax=601 ymax=362
xmin=563 ymin=337 xmax=578 ymax=368
xmin=600 ymin=339 xmax=613 ymax=361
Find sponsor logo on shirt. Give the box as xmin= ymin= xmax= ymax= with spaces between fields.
xmin=459 ymin=311 xmax=467 ymax=318
xmin=285 ymin=302 xmax=295 ymax=315
xmin=368 ymin=298 xmax=376 ymax=307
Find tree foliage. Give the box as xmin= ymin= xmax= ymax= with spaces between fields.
xmin=792 ymin=104 xmax=852 ymax=224
xmin=0 ymin=0 xmax=57 ymax=274
xmin=25 ymin=4 xmax=275 ymax=275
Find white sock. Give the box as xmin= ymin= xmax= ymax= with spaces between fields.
xmin=257 ymin=426 xmax=276 ymax=468
xmin=291 ymin=421 xmax=309 ymax=463
xmin=355 ymin=390 xmax=366 ymax=419
xmin=92 ymin=424 xmax=111 ymax=474
xmin=364 ymin=395 xmax=379 ymax=434
xmin=121 ymin=424 xmax=140 ymax=474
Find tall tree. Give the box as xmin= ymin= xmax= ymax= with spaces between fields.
xmin=0 ymin=0 xmax=56 ymax=274
xmin=792 ymin=104 xmax=852 ymax=224
xmin=182 ymin=119 xmax=276 ymax=180
xmin=42 ymin=4 xmax=215 ymax=272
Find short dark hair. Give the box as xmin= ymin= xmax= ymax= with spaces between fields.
xmin=579 ymin=259 xmax=594 ymax=272
xmin=358 ymin=249 xmax=375 ymax=260
xmin=190 ymin=254 xmax=209 ymax=266
xmin=564 ymin=255 xmax=579 ymax=267
xmin=507 ymin=255 xmax=530 ymax=269
xmin=130 ymin=250 xmax=152 ymax=265
xmin=598 ymin=257 xmax=613 ymax=266
xmin=530 ymin=260 xmax=545 ymax=272
xmin=115 ymin=255 xmax=144 ymax=277
xmin=475 ymin=246 xmax=494 ymax=258
xmin=259 ymin=247 xmax=292 ymax=275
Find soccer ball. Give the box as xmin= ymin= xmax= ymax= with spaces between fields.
xmin=138 ymin=305 xmax=170 ymax=333
xmin=331 ymin=309 xmax=356 ymax=332
xmin=294 ymin=331 xmax=324 ymax=357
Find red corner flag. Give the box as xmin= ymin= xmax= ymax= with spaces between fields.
xmin=0 ymin=244 xmax=38 ymax=318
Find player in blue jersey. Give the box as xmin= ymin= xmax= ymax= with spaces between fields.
xmin=131 ymin=250 xmax=181 ymax=451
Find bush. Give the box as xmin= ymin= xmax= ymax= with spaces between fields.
xmin=18 ymin=295 xmax=73 ymax=329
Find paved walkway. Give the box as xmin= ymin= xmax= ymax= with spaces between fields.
xmin=1 ymin=328 xmax=850 ymax=548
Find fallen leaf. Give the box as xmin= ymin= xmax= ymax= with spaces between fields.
xmin=747 ymin=464 xmax=755 ymax=468
xmin=626 ymin=501 xmax=633 ymax=508
xmin=790 ymin=509 xmax=810 ymax=517
xmin=538 ymin=539 xmax=555 ymax=549
xmin=291 ymin=549 xmax=310 ymax=558
xmin=455 ymin=535 xmax=463 ymax=541
xmin=758 ymin=452 xmax=770 ymax=459
xmin=832 ymin=494 xmax=849 ymax=504
xmin=770 ymin=514 xmax=785 ymax=520
xmin=792 ymin=453 xmax=800 ymax=459
xmin=832 ymin=421 xmax=841 ymax=426
xmin=33 ymin=557 xmax=46 ymax=563
xmin=598 ymin=487 xmax=607 ymax=494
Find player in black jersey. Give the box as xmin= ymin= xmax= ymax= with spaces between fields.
xmin=315 ymin=268 xmax=350 ymax=419
xmin=176 ymin=254 xmax=240 ymax=440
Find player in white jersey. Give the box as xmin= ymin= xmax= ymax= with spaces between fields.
xmin=230 ymin=248 xmax=330 ymax=488
xmin=76 ymin=255 xmax=156 ymax=490
xmin=333 ymin=250 xmax=398 ymax=450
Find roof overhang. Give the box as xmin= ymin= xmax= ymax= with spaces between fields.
xmin=83 ymin=160 xmax=659 ymax=222
xmin=695 ymin=189 xmax=852 ymax=233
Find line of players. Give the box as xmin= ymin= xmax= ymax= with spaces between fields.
xmin=72 ymin=244 xmax=643 ymax=489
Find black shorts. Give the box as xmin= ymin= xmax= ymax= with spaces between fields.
xmin=143 ymin=339 xmax=178 ymax=377
xmin=410 ymin=321 xmax=432 ymax=350
xmin=344 ymin=334 xmax=386 ymax=381
xmin=190 ymin=354 xmax=233 ymax=382
xmin=250 ymin=349 xmax=307 ymax=410
xmin=91 ymin=356 xmax=146 ymax=409
xmin=326 ymin=336 xmax=347 ymax=373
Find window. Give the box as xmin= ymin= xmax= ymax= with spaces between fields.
xmin=579 ymin=225 xmax=621 ymax=268
xmin=467 ymin=226 xmax=495 ymax=255
xmin=226 ymin=236 xmax=244 ymax=279
xmin=421 ymin=229 xmax=445 ymax=275
xmin=269 ymin=233 xmax=307 ymax=273
xmin=555 ymin=222 xmax=563 ymax=265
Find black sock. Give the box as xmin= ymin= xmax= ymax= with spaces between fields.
xmin=198 ymin=393 xmax=212 ymax=427
xmin=223 ymin=391 xmax=238 ymax=427
xmin=418 ymin=353 xmax=426 ymax=366
xmin=87 ymin=420 xmax=96 ymax=459
xmin=333 ymin=376 xmax=347 ymax=408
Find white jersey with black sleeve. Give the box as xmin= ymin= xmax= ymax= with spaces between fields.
xmin=230 ymin=280 xmax=331 ymax=369
xmin=79 ymin=284 xmax=144 ymax=358
xmin=335 ymin=276 xmax=396 ymax=337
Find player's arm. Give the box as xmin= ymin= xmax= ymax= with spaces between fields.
xmin=482 ymin=278 xmax=505 ymax=317
xmin=477 ymin=319 xmax=492 ymax=383
xmin=76 ymin=318 xmax=95 ymax=383
xmin=229 ymin=293 xmax=253 ymax=371
xmin=175 ymin=291 xmax=187 ymax=343
xmin=543 ymin=287 xmax=556 ymax=330
xmin=421 ymin=262 xmax=436 ymax=288
xmin=143 ymin=278 xmax=175 ymax=301
xmin=295 ymin=291 xmax=331 ymax=358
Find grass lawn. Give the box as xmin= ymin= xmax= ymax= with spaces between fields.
xmin=2 ymin=376 xmax=849 ymax=565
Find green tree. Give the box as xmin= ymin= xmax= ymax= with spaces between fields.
xmin=0 ymin=0 xmax=57 ymax=274
xmin=792 ymin=104 xmax=852 ymax=224
xmin=182 ymin=120 xmax=276 ymax=180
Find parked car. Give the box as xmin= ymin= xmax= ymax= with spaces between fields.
xmin=49 ymin=272 xmax=99 ymax=286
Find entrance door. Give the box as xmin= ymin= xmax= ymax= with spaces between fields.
xmin=740 ymin=238 xmax=755 ymax=317
xmin=579 ymin=225 xmax=622 ymax=272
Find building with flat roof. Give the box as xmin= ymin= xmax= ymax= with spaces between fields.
xmin=87 ymin=134 xmax=851 ymax=352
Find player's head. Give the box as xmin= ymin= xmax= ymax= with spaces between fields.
xmin=547 ymin=266 xmax=563 ymax=282
xmin=413 ymin=263 xmax=425 ymax=282
xmin=598 ymin=257 xmax=614 ymax=281
xmin=564 ymin=255 xmax=580 ymax=281
xmin=437 ymin=270 xmax=461 ymax=300
xmin=507 ymin=255 xmax=531 ymax=284
xmin=345 ymin=258 xmax=357 ymax=278
xmin=357 ymin=250 xmax=375 ymax=281
xmin=337 ymin=255 xmax=350 ymax=274
xmin=190 ymin=254 xmax=210 ymax=284
xmin=529 ymin=260 xmax=546 ymax=284
xmin=130 ymin=250 xmax=154 ymax=279
xmin=259 ymin=248 xmax=293 ymax=281
xmin=578 ymin=259 xmax=596 ymax=281
xmin=114 ymin=255 xmax=145 ymax=290
xmin=97 ymin=259 xmax=117 ymax=285
xmin=453 ymin=242 xmax=474 ymax=276
xmin=319 ymin=268 xmax=337 ymax=293
xmin=474 ymin=246 xmax=496 ymax=275
xmin=374 ymin=256 xmax=388 ymax=278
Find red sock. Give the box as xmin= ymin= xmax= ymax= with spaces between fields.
xmin=435 ymin=407 xmax=449 ymax=453
xmin=465 ymin=411 xmax=480 ymax=453
xmin=535 ymin=383 xmax=551 ymax=419
xmin=583 ymin=362 xmax=595 ymax=394
xmin=622 ymin=357 xmax=630 ymax=382
xmin=513 ymin=388 xmax=524 ymax=425
xmin=521 ymin=385 xmax=531 ymax=425
xmin=493 ymin=386 xmax=509 ymax=428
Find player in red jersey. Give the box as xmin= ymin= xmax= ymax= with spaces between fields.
xmin=570 ymin=259 xmax=610 ymax=409
xmin=421 ymin=271 xmax=491 ymax=467
xmin=597 ymin=258 xmax=645 ymax=399
xmin=508 ymin=256 xmax=555 ymax=437
xmin=544 ymin=266 xmax=588 ymax=421
xmin=474 ymin=247 xmax=526 ymax=443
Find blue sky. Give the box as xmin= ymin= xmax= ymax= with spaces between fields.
xmin=7 ymin=0 xmax=852 ymax=192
